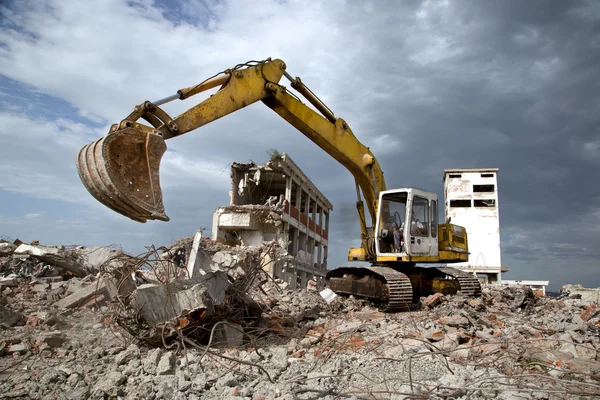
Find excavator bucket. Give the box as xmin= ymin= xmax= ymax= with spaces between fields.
xmin=76 ymin=127 xmax=169 ymax=223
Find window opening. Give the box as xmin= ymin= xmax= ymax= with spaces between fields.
xmin=450 ymin=199 xmax=471 ymax=207
xmin=449 ymin=174 xmax=462 ymax=178
xmin=480 ymin=173 xmax=494 ymax=178
xmin=473 ymin=184 xmax=495 ymax=192
xmin=474 ymin=199 xmax=496 ymax=207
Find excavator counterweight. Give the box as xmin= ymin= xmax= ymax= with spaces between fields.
xmin=75 ymin=58 xmax=481 ymax=309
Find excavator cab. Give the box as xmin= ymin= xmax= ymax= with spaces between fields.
xmin=375 ymin=189 xmax=439 ymax=259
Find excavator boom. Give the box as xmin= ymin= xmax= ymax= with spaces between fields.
xmin=77 ymin=58 xmax=384 ymax=255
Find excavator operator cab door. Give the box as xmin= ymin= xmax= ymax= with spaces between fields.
xmin=375 ymin=189 xmax=439 ymax=259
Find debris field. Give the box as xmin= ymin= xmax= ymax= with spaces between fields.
xmin=1 ymin=236 xmax=600 ymax=399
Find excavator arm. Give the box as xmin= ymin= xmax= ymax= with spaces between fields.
xmin=77 ymin=58 xmax=385 ymax=258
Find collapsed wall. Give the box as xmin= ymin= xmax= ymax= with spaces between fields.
xmin=211 ymin=152 xmax=333 ymax=289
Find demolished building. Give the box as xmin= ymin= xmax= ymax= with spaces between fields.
xmin=211 ymin=152 xmax=332 ymax=289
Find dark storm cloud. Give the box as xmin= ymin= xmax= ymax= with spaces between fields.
xmin=308 ymin=0 xmax=600 ymax=288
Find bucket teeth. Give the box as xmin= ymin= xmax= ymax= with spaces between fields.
xmin=75 ymin=128 xmax=169 ymax=223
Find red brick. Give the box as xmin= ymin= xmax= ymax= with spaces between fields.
xmin=581 ymin=304 xmax=600 ymax=321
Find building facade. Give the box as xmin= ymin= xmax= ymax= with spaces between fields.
xmin=211 ymin=152 xmax=332 ymax=289
xmin=443 ymin=168 xmax=504 ymax=283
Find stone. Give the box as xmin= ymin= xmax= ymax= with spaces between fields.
xmin=157 ymin=351 xmax=176 ymax=375
xmin=336 ymin=321 xmax=362 ymax=334
xmin=93 ymin=371 xmax=126 ymax=397
xmin=510 ymin=287 xmax=536 ymax=311
xmin=142 ymin=348 xmax=164 ymax=375
xmin=7 ymin=343 xmax=28 ymax=354
xmin=115 ymin=343 xmax=140 ymax=366
xmin=0 ymin=304 xmax=24 ymax=327
xmin=424 ymin=292 xmax=444 ymax=308
xmin=438 ymin=316 xmax=470 ymax=328
xmin=0 ymin=274 xmax=19 ymax=287
xmin=53 ymin=279 xmax=117 ymax=309
xmin=37 ymin=331 xmax=66 ymax=349
xmin=64 ymin=386 xmax=90 ymax=400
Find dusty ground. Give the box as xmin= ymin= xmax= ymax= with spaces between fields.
xmin=2 ymin=238 xmax=600 ymax=399
xmin=2 ymin=277 xmax=600 ymax=400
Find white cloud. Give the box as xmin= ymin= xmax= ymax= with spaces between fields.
xmin=24 ymin=213 xmax=41 ymax=219
xmin=0 ymin=112 xmax=102 ymax=203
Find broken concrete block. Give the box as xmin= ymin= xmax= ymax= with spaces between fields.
xmin=0 ymin=274 xmax=19 ymax=287
xmin=0 ymin=241 xmax=16 ymax=256
xmin=319 ymin=288 xmax=337 ymax=304
xmin=142 ymin=348 xmax=163 ymax=375
xmin=7 ymin=343 xmax=28 ymax=354
xmin=196 ymin=271 xmax=229 ymax=303
xmin=93 ymin=371 xmax=126 ymax=397
xmin=37 ymin=331 xmax=66 ymax=349
xmin=115 ymin=344 xmax=140 ymax=366
xmin=186 ymin=229 xmax=203 ymax=279
xmin=336 ymin=321 xmax=362 ymax=334
xmin=132 ymin=282 xmax=214 ymax=326
xmin=215 ymin=322 xmax=244 ymax=347
xmin=156 ymin=351 xmax=176 ymax=375
xmin=64 ymin=386 xmax=90 ymax=400
xmin=15 ymin=244 xmax=87 ymax=277
xmin=74 ymin=246 xmax=121 ymax=271
xmin=0 ymin=304 xmax=24 ymax=327
xmin=212 ymin=251 xmax=238 ymax=269
xmin=53 ymin=280 xmax=110 ymax=309
xmin=438 ymin=316 xmax=470 ymax=328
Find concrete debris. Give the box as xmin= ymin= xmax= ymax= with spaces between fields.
xmin=0 ymin=304 xmax=24 ymax=328
xmin=319 ymin=287 xmax=337 ymax=303
xmin=561 ymin=283 xmax=600 ymax=303
xmin=53 ymin=278 xmax=118 ymax=309
xmin=132 ymin=282 xmax=215 ymax=326
xmin=1 ymin=234 xmax=600 ymax=399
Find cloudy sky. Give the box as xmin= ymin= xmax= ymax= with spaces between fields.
xmin=1 ymin=0 xmax=598 ymax=291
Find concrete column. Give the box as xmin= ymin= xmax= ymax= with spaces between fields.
xmin=292 ymin=227 xmax=299 ymax=256
xmin=285 ymin=176 xmax=292 ymax=203
xmin=317 ymin=242 xmax=322 ymax=270
xmin=296 ymin=184 xmax=302 ymax=211
xmin=318 ymin=204 xmax=323 ymax=228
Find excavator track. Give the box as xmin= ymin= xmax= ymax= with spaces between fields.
xmin=326 ymin=266 xmax=413 ymax=312
xmin=435 ymin=267 xmax=482 ymax=296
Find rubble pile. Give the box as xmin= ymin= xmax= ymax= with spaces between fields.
xmin=1 ymin=236 xmax=599 ymax=399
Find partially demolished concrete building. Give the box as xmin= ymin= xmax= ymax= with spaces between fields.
xmin=211 ymin=152 xmax=332 ymax=289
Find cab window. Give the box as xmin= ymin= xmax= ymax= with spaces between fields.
xmin=411 ymin=196 xmax=429 ymax=237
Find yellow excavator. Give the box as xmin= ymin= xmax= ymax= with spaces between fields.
xmin=76 ymin=58 xmax=480 ymax=311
